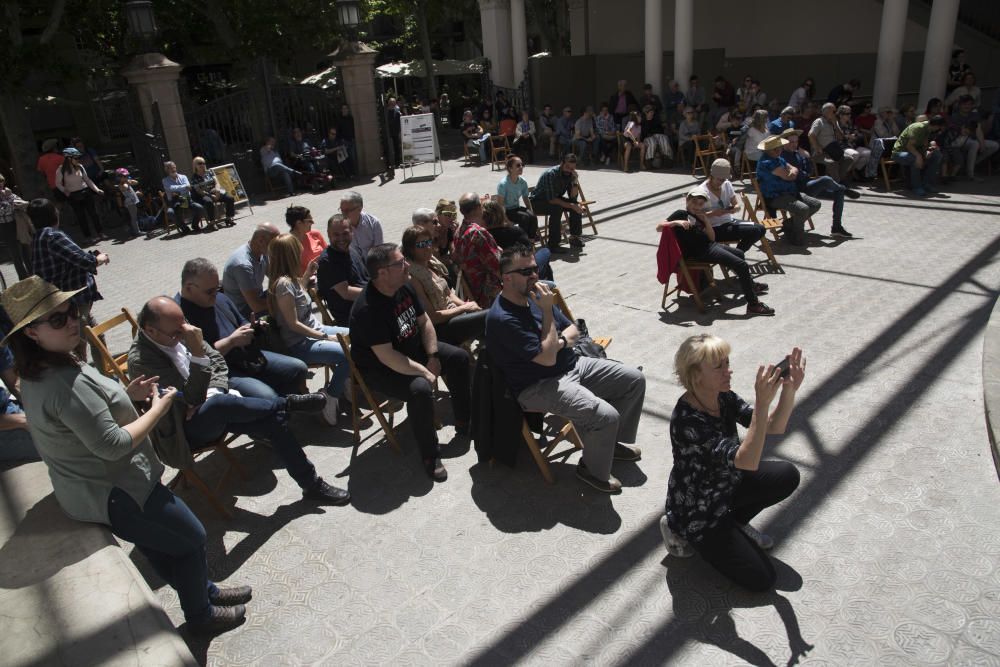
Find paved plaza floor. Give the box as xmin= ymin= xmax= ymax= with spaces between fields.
xmin=15 ymin=156 xmax=1000 ymax=665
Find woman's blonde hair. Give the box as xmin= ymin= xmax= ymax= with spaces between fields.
xmin=674 ymin=333 xmax=731 ymax=392
xmin=482 ymin=200 xmax=506 ymax=228
xmin=192 ymin=156 xmax=207 ymax=171
xmin=265 ymin=233 xmax=303 ymax=313
xmin=751 ymin=109 xmax=769 ymax=132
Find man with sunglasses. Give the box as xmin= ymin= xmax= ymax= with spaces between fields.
xmin=485 ymin=244 xmax=646 ymax=493
xmin=348 ymin=243 xmax=472 ymax=482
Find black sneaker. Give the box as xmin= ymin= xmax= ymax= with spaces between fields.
xmin=844 ymin=188 xmax=861 ymax=200
xmin=569 ymin=236 xmax=585 ymax=248
xmin=210 ymin=585 xmax=253 ymax=606
xmin=189 ymin=604 xmax=246 ymax=634
xmin=424 ymin=457 xmax=448 ymax=482
xmin=831 ymin=226 xmax=854 ymax=238
xmin=612 ymin=443 xmax=642 ymax=461
xmin=549 ymin=245 xmax=570 ymax=254
xmin=747 ymin=302 xmax=776 ymax=316
xmin=303 ymin=477 xmax=351 ymax=505
xmin=575 ymin=462 xmax=622 ymax=493
xmin=285 ymin=392 xmax=327 ymax=413
xmin=752 ymin=282 xmax=769 ymax=295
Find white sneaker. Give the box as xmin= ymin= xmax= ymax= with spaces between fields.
xmin=659 ymin=515 xmax=694 ymax=558
xmin=737 ymin=522 xmax=774 ymax=550
xmin=321 ymin=392 xmax=339 ymax=426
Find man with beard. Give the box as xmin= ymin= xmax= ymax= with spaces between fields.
xmin=317 ymin=214 xmax=369 ymax=326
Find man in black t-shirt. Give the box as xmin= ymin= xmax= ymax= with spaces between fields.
xmin=485 ymin=244 xmax=646 ymax=493
xmin=317 ymin=214 xmax=368 ymax=326
xmin=348 ymin=243 xmax=471 ymax=481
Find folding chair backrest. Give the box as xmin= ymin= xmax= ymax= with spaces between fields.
xmin=84 ymin=308 xmax=139 ymax=384
xmin=552 ymin=287 xmax=574 ymax=321
xmin=308 ymin=286 xmax=335 ymax=327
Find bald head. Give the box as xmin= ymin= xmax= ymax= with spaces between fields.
xmin=249 ymin=223 xmax=280 ymax=256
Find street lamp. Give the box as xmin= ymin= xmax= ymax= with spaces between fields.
xmin=336 ymin=0 xmax=362 ymax=42
xmin=125 ymin=0 xmax=158 ymax=52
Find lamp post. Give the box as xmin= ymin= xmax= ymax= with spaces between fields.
xmin=125 ymin=0 xmax=158 ymax=53
xmin=329 ymin=0 xmax=382 ymax=176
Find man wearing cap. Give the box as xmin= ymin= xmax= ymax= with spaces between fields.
xmin=780 ymin=129 xmax=855 ymax=238
xmin=658 ymin=190 xmax=775 ymax=316
xmin=809 ymin=103 xmax=858 ymax=183
xmin=755 ymin=135 xmax=820 ymax=246
xmin=697 ymin=159 xmax=767 ymax=250
xmin=891 ymin=115 xmax=947 ymax=197
xmin=767 ymin=107 xmax=796 ymax=136
xmin=530 ymin=154 xmax=586 ymax=254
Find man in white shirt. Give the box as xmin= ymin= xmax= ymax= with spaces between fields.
xmin=128 ymin=297 xmax=350 ymax=505
xmin=696 ymin=159 xmax=766 ymax=251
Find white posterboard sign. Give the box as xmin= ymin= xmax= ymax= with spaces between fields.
xmin=400 ymin=113 xmax=442 ymax=178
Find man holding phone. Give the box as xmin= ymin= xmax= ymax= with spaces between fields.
xmin=485 ymin=244 xmax=646 ymax=493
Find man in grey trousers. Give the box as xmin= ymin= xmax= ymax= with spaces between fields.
xmin=485 ymin=244 xmax=646 ymax=492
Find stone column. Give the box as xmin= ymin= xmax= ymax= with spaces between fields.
xmin=568 ymin=0 xmax=588 ymax=56
xmin=872 ymin=0 xmax=908 ymax=111
xmin=479 ymin=0 xmax=514 ymax=88
xmin=122 ymin=53 xmax=192 ymax=173
xmin=673 ymin=0 xmax=693 ymax=94
xmin=329 ymin=42 xmax=382 ymax=176
xmin=644 ymin=0 xmax=663 ymax=95
xmin=918 ymin=0 xmax=960 ymax=111
xmin=510 ymin=0 xmax=528 ymax=86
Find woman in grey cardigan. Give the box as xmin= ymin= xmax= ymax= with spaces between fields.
xmin=1 ymin=276 xmax=249 ymax=635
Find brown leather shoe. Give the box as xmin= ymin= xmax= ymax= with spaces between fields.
xmin=211 ymin=585 xmax=252 ymax=606
xmin=189 ymin=604 xmax=246 ymax=634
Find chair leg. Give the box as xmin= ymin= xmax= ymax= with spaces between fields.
xmin=681 ymin=265 xmax=706 ymax=312
xmin=759 ymin=236 xmax=779 ymax=269
xmin=522 ymin=419 xmax=555 ymax=484
xmin=183 ymin=469 xmax=233 ymax=519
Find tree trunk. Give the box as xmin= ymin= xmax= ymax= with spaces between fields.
xmin=416 ymin=0 xmax=438 ymax=100
xmin=0 ymin=93 xmax=47 ymax=198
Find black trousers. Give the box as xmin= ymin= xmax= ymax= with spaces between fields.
xmin=712 ymin=220 xmax=766 ymax=252
xmin=532 ymin=198 xmax=582 ymax=250
xmin=0 ymin=223 xmax=30 ymax=279
xmin=693 ymin=460 xmax=800 ymax=591
xmin=362 ymin=342 xmax=471 ymax=461
xmin=513 ymin=136 xmax=535 ymax=163
xmin=67 ymin=190 xmax=103 ymax=237
xmin=435 ymin=310 xmax=487 ymax=347
xmin=694 ymin=242 xmax=759 ymax=305
xmin=505 ymin=207 xmax=539 ymax=239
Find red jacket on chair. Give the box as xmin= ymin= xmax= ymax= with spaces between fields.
xmin=656 ymin=226 xmax=697 ymax=293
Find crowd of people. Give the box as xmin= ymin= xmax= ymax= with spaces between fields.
xmin=2 ymin=59 xmax=994 ymax=638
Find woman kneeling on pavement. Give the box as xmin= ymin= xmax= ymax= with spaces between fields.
xmin=2 ymin=276 xmax=250 ymax=633
xmin=661 ymin=334 xmax=804 ymax=591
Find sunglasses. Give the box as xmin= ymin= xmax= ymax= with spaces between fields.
xmin=30 ymin=302 xmax=80 ymax=330
xmin=504 ymin=265 xmax=539 ymax=277
xmin=414 ymin=239 xmax=434 ymax=249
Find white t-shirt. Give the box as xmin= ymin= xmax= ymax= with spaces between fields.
xmin=696 ymin=180 xmax=738 ymax=225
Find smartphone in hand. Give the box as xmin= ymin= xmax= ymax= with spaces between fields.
xmin=775 ymin=357 xmax=790 ymax=379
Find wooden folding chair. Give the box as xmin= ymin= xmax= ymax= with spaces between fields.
xmin=86 ymin=313 xmax=245 ymax=519
xmin=490 ymin=135 xmax=512 ymax=171
xmin=520 ymin=411 xmax=585 ymax=484
xmin=738 ymin=153 xmax=756 ymax=182
xmin=739 ymin=193 xmax=781 ymax=269
xmin=552 ymin=287 xmax=612 ymax=349
xmin=879 ymin=156 xmax=901 ymax=191
xmin=749 ymin=176 xmax=814 ymax=231
xmin=567 ymin=182 xmax=599 ymax=236
xmin=84 ymin=307 xmax=139 ymax=383
xmin=691 ymin=134 xmax=720 ymax=178
xmin=455 ymin=270 xmax=474 ymax=303
xmin=335 ymin=333 xmax=403 ymax=454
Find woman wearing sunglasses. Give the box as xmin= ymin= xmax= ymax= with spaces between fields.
xmin=402 ymin=225 xmax=486 ymax=347
xmin=1 ymin=276 xmax=250 ymax=634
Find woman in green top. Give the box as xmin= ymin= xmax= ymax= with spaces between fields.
xmin=2 ymin=276 xmax=250 ymax=634
xmin=496 ymin=155 xmax=539 ymax=240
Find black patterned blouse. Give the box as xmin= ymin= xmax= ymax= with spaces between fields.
xmin=665 ymin=391 xmax=753 ymax=542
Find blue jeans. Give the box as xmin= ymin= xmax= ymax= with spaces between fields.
xmin=287 ymin=325 xmax=350 ymax=397
xmin=229 ymin=350 xmax=308 ymax=400
xmin=534 ymin=247 xmax=554 ymax=282
xmin=803 ymin=176 xmax=845 ymax=226
xmin=184 ymin=393 xmax=317 ymax=489
xmin=893 ymin=150 xmax=942 ymax=191
xmin=573 ymin=138 xmax=597 ymax=161
xmin=107 ymin=484 xmax=217 ymax=623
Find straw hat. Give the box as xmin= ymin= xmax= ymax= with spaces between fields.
xmin=757 ymin=135 xmax=789 ymax=152
xmin=0 ymin=276 xmax=84 ymax=344
xmin=779 ymin=128 xmax=803 ymax=139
